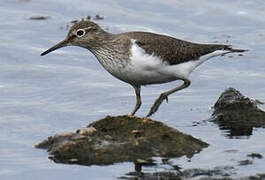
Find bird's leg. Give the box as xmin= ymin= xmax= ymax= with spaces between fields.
xmin=146 ymin=79 xmax=191 ymax=117
xmin=130 ymin=85 xmax=142 ymax=117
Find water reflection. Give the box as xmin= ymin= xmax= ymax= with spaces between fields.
xmin=121 ymin=161 xmax=237 ymax=179
xmin=216 ymin=119 xmax=254 ymax=138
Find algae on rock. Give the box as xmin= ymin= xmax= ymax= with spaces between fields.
xmin=212 ymin=88 xmax=265 ymax=137
xmin=36 ymin=115 xmax=208 ymax=166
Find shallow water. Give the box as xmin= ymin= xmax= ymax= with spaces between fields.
xmin=0 ymin=0 xmax=265 ymax=179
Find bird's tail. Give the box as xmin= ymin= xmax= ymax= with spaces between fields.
xmin=225 ymin=46 xmax=248 ymax=53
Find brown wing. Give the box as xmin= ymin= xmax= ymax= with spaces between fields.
xmin=124 ymin=32 xmax=230 ymax=65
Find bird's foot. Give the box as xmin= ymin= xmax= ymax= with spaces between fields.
xmin=146 ymin=93 xmax=168 ymax=117
xmin=142 ymin=117 xmax=153 ymax=124
xmin=128 ymin=114 xmax=137 ymax=119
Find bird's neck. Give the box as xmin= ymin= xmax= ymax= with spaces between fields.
xmin=87 ymin=33 xmax=130 ymax=70
xmin=87 ymin=31 xmax=116 ymax=50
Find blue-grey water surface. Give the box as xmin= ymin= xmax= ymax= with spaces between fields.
xmin=0 ymin=0 xmax=265 ymax=179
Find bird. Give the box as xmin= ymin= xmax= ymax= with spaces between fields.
xmin=41 ymin=19 xmax=247 ymax=117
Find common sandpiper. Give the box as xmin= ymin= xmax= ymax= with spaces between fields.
xmin=41 ymin=20 xmax=247 ymax=117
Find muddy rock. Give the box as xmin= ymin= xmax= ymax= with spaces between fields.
xmin=211 ymin=88 xmax=265 ymax=137
xmin=36 ymin=115 xmax=208 ymax=166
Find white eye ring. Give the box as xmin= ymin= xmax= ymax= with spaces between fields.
xmin=76 ymin=29 xmax=85 ymax=37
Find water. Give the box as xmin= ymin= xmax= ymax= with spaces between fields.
xmin=0 ymin=0 xmax=265 ymax=179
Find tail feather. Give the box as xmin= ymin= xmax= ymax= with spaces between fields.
xmin=225 ymin=46 xmax=248 ymax=53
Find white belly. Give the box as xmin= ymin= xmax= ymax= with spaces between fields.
xmin=102 ymin=44 xmax=177 ymax=85
xmin=96 ymin=40 xmax=230 ymax=86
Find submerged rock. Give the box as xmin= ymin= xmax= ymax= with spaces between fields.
xmin=36 ymin=115 xmax=208 ymax=166
xmin=29 ymin=16 xmax=50 ymax=20
xmin=212 ymin=88 xmax=265 ymax=137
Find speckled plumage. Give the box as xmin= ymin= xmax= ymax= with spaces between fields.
xmin=41 ymin=20 xmax=247 ymax=117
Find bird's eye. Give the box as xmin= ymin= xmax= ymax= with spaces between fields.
xmin=76 ymin=29 xmax=85 ymax=37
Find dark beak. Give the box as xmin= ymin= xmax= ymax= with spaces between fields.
xmin=41 ymin=39 xmax=69 ymax=56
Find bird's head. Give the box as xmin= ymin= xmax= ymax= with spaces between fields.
xmin=41 ymin=19 xmax=107 ymax=56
